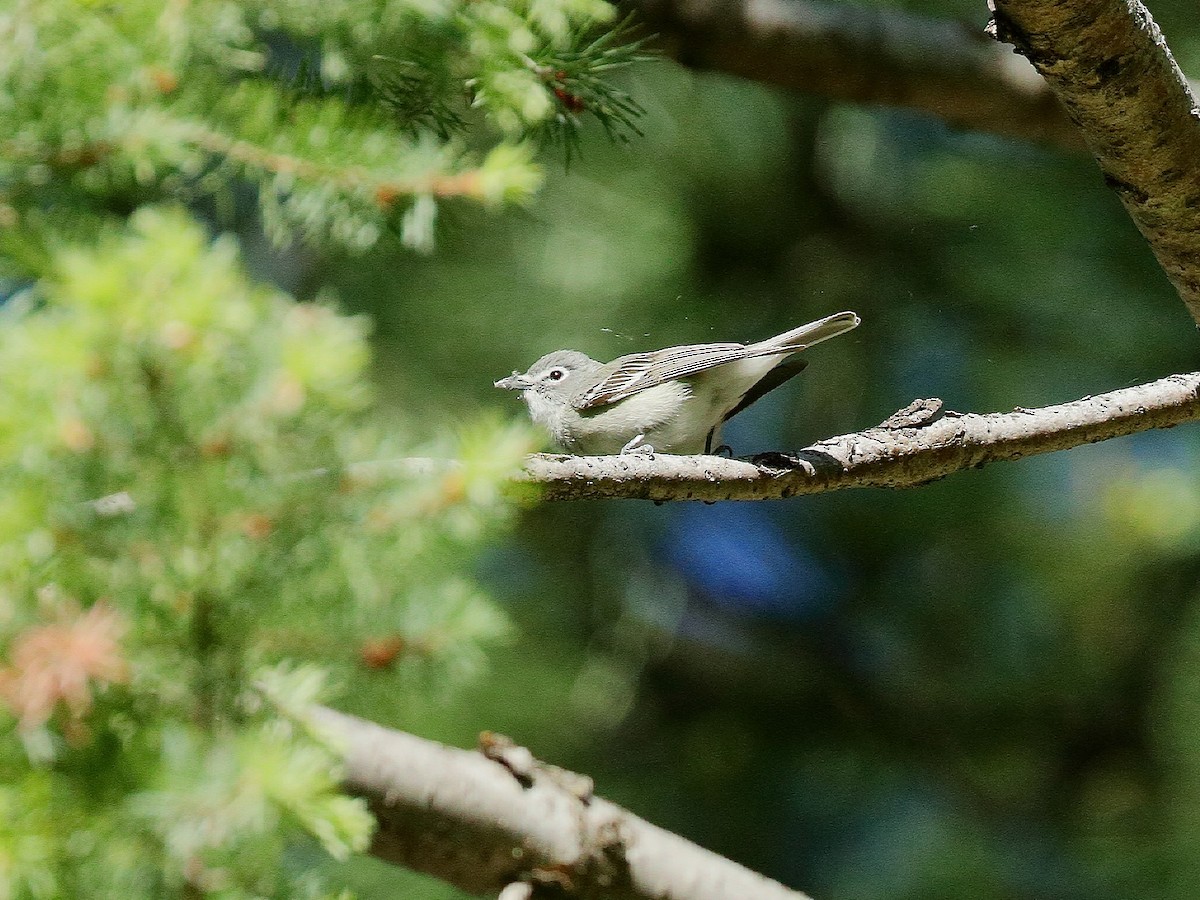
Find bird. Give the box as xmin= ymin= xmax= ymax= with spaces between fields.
xmin=494 ymin=310 xmax=860 ymax=455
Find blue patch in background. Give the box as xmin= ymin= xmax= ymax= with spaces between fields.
xmin=660 ymin=502 xmax=838 ymax=621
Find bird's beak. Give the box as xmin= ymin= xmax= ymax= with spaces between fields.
xmin=494 ymin=372 xmax=533 ymax=391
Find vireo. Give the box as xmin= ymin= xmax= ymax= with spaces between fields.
xmin=494 ymin=311 xmax=860 ymax=455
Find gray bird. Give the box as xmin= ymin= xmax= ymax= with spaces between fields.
xmin=494 ymin=310 xmax=860 ymax=455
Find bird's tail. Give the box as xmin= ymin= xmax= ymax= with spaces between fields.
xmin=748 ymin=310 xmax=860 ymax=356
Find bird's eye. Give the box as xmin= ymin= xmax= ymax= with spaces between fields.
xmin=547 ymin=368 xmax=566 ymax=381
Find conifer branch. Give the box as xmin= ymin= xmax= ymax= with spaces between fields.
xmin=515 ymin=372 xmax=1200 ymax=501
xmin=985 ymin=0 xmax=1200 ymax=326
xmin=527 ymin=14 xmax=652 ymax=162
xmin=313 ymin=706 xmax=812 ymax=900
xmin=173 ymin=121 xmax=490 ymax=202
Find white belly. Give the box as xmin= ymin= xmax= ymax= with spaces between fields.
xmin=572 ymin=381 xmax=716 ymax=455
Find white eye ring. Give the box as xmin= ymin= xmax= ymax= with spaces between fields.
xmin=547 ymin=368 xmax=567 ymax=381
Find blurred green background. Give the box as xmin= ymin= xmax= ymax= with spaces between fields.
xmin=301 ymin=1 xmax=1200 ymax=897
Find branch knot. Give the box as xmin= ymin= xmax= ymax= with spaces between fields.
xmin=877 ymin=397 xmax=946 ymax=430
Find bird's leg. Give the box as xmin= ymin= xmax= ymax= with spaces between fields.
xmin=704 ymin=428 xmax=733 ymax=458
xmin=620 ymin=434 xmax=655 ymax=456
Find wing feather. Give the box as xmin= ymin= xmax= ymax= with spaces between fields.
xmin=572 ymin=312 xmax=860 ymax=411
xmin=573 ymin=342 xmax=751 ymax=409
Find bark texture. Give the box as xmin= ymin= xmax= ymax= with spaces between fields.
xmin=312 ymin=707 xmax=811 ymax=900
xmin=987 ymin=0 xmax=1200 ymax=324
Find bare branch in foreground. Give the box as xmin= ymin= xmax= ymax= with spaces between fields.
xmin=312 ymin=706 xmax=811 ymax=900
xmin=629 ymin=0 xmax=1084 ymax=147
xmin=519 ymin=372 xmax=1200 ymax=502
xmin=986 ymin=0 xmax=1200 ymax=326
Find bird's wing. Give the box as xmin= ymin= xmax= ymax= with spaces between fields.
xmin=720 ymin=357 xmax=808 ymax=422
xmin=572 ymin=342 xmax=750 ymax=410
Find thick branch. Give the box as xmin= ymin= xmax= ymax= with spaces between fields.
xmin=986 ymin=0 xmax=1200 ymax=325
xmin=312 ymin=706 xmax=810 ymax=900
xmin=630 ymin=0 xmax=1085 ymax=146
xmin=518 ymin=372 xmax=1200 ymax=501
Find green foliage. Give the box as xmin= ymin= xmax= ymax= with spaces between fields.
xmin=0 ymin=209 xmax=529 ymax=897
xmin=0 ymin=1 xmax=638 ymax=894
xmin=526 ymin=15 xmax=651 ymax=164
xmin=0 ymin=0 xmax=642 ymax=261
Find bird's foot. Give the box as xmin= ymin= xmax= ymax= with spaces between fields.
xmin=711 ymin=444 xmax=734 ymax=458
xmin=620 ymin=434 xmax=655 ymax=456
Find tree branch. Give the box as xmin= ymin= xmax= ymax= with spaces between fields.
xmin=517 ymin=372 xmax=1200 ymax=501
xmin=312 ymin=706 xmax=811 ymax=900
xmin=629 ymin=0 xmax=1086 ymax=147
xmin=86 ymin=375 xmax=1200 ymax=508
xmin=986 ymin=0 xmax=1200 ymax=325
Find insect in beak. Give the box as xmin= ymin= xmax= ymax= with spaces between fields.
xmin=494 ymin=372 xmax=534 ymax=391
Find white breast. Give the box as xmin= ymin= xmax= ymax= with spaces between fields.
xmin=571 ymin=381 xmax=709 ymax=454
